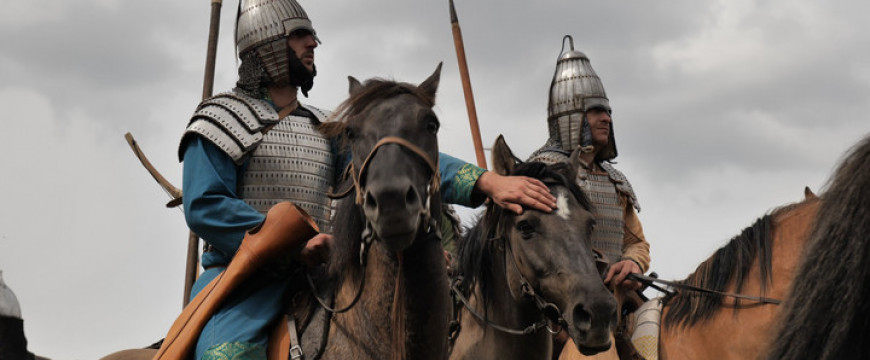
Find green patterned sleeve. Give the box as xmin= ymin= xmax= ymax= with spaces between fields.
xmin=439 ymin=152 xmax=487 ymax=207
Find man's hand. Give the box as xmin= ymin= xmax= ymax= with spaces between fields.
xmin=476 ymin=171 xmax=556 ymax=214
xmin=604 ymin=259 xmax=642 ymax=290
xmin=296 ymin=233 xmax=333 ymax=268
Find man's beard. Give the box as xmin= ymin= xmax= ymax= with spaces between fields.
xmin=288 ymin=52 xmax=316 ymax=97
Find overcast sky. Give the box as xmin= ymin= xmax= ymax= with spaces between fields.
xmin=1 ymin=0 xmax=869 ymax=358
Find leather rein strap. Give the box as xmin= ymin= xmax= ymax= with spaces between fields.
xmin=627 ymin=273 xmax=782 ymax=305
xmin=450 ymin=236 xmax=565 ymax=337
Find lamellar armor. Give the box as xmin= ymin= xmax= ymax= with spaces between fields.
xmin=179 ymin=91 xmax=335 ymax=231
xmin=528 ymin=35 xmax=633 ymax=262
xmin=530 ymin=151 xmax=639 ymax=263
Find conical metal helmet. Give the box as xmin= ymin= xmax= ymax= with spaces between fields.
xmin=547 ymin=35 xmax=612 ymax=152
xmin=0 ymin=271 xmax=22 ymax=319
xmin=236 ymin=0 xmax=319 ymax=86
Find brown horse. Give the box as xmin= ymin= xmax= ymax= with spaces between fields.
xmin=449 ymin=137 xmax=617 ymax=360
xmin=766 ymin=135 xmax=870 ymax=360
xmin=560 ymin=189 xmax=820 ymax=360
xmin=310 ymin=63 xmax=449 ymax=360
xmin=101 ymin=65 xmax=449 ymax=360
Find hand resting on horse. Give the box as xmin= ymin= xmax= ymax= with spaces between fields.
xmin=296 ymin=233 xmax=333 ymax=268
xmin=475 ymin=171 xmax=557 ymax=214
xmin=604 ymin=259 xmax=642 ymax=290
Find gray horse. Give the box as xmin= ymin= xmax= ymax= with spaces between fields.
xmin=449 ymin=137 xmax=617 ymax=360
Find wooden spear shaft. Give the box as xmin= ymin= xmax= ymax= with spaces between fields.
xmin=449 ymin=0 xmax=487 ymax=169
xmin=179 ymin=0 xmax=223 ymax=307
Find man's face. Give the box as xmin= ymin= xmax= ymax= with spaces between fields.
xmin=586 ymin=107 xmax=611 ymax=147
xmin=287 ymin=29 xmax=317 ymax=72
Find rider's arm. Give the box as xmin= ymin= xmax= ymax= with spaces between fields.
xmin=439 ymin=153 xmax=556 ymax=214
xmin=182 ymin=136 xmax=266 ymax=266
xmin=621 ymin=204 xmax=650 ymax=273
xmin=439 ymin=152 xmax=488 ymax=207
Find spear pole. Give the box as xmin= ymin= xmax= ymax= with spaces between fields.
xmin=177 ymin=0 xmax=223 ymax=307
xmin=449 ymin=0 xmax=487 ymax=169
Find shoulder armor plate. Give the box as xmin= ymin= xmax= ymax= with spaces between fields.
xmin=299 ymin=103 xmax=332 ymax=124
xmin=600 ymin=162 xmax=640 ymax=212
xmin=178 ymin=91 xmax=280 ymax=164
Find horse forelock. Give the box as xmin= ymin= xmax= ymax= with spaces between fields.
xmin=320 ymin=79 xmax=435 ymax=140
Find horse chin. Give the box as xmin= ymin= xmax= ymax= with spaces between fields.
xmin=371 ymin=220 xmax=420 ymax=252
xmin=576 ymin=342 xmax=612 ymax=356
xmin=571 ymin=330 xmax=613 ymax=356
xmin=378 ymin=231 xmax=417 ymax=252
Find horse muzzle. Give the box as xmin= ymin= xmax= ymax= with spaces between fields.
xmin=362 ymin=178 xmax=428 ymax=252
xmin=566 ymin=293 xmax=617 ymax=355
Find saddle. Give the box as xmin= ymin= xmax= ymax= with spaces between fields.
xmin=267 ymin=268 xmax=336 ymax=360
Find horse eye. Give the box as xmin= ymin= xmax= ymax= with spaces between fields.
xmin=426 ymin=117 xmax=440 ymax=134
xmin=345 ymin=127 xmax=356 ymax=140
xmin=587 ymin=219 xmax=597 ymax=234
xmin=517 ymin=220 xmax=535 ymax=239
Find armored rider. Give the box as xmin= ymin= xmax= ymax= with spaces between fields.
xmin=529 ymin=36 xmax=650 ymax=290
xmin=177 ymin=0 xmax=556 ymax=358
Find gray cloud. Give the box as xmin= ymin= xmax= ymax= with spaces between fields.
xmin=1 ymin=1 xmax=869 ymax=358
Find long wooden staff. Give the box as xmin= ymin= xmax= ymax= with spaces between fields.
xmin=177 ymin=0 xmax=224 ymax=306
xmin=449 ymin=0 xmax=487 ymax=169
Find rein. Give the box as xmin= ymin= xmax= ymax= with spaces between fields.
xmin=627 ymin=273 xmax=782 ymax=305
xmin=451 ymin=235 xmax=565 ymax=337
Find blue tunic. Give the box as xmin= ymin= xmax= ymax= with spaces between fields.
xmin=182 ymin=125 xmax=486 ymax=359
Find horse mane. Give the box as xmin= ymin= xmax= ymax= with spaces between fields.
xmin=454 ymin=161 xmax=591 ymax=306
xmin=662 ymin=201 xmax=804 ymax=329
xmin=767 ymin=136 xmax=870 ymax=360
xmin=319 ymin=78 xmax=436 ymax=141
xmin=326 ymin=196 xmax=365 ymax=276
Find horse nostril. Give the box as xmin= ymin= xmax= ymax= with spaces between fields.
xmin=572 ymin=304 xmax=592 ymax=332
xmin=364 ymin=191 xmax=377 ymax=211
xmin=405 ymin=186 xmax=419 ymax=207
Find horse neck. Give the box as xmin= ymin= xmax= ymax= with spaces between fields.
xmin=332 ymin=232 xmax=449 ymax=360
xmin=765 ymin=198 xmax=818 ymax=298
xmin=660 ymin=199 xmax=820 ymax=359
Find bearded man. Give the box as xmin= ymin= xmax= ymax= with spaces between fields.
xmin=177 ymin=1 xmax=556 ymax=358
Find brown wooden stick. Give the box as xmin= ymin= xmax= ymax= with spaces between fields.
xmin=124 ymin=132 xmax=197 ymax=306
xmin=449 ymin=0 xmax=488 ymax=169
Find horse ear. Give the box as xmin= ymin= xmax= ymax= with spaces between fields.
xmin=348 ymin=76 xmax=364 ymax=96
xmin=804 ymin=186 xmax=818 ymax=199
xmin=419 ymin=62 xmax=443 ymax=102
xmin=492 ymin=134 xmax=520 ymax=176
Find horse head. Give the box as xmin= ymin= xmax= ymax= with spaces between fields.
xmin=322 ymin=63 xmax=443 ymax=253
xmin=491 ymin=136 xmax=617 ymax=355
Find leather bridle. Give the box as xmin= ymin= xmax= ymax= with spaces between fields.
xmin=311 ymin=135 xmax=441 ymax=314
xmin=450 ymin=235 xmax=567 ymax=337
